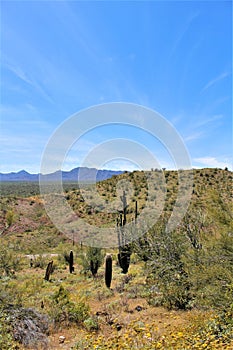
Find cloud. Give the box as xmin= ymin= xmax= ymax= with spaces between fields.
xmin=195 ymin=114 xmax=223 ymax=128
xmin=170 ymin=11 xmax=200 ymax=56
xmin=201 ymin=72 xmax=231 ymax=93
xmin=184 ymin=131 xmax=203 ymax=142
xmin=194 ymin=157 xmax=232 ymax=170
xmin=4 ymin=61 xmax=54 ymax=104
xmin=0 ymin=104 xmax=52 ymax=132
xmin=182 ymin=114 xmax=223 ymax=143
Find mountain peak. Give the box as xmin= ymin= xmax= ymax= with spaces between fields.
xmin=18 ymin=170 xmax=29 ymax=175
xmin=0 ymin=167 xmax=125 ymax=182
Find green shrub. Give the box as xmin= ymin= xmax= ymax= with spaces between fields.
xmin=31 ymin=254 xmax=47 ymax=269
xmin=6 ymin=210 xmax=14 ymax=227
xmin=145 ymin=221 xmax=193 ymax=310
xmin=79 ymin=246 xmax=104 ymax=276
xmin=50 ymin=285 xmax=89 ymax=327
xmin=83 ymin=316 xmax=99 ymax=331
xmin=0 ymin=245 xmax=21 ymax=277
xmin=0 ymin=311 xmax=17 ymax=349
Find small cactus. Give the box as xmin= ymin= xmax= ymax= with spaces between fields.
xmin=105 ymin=254 xmax=112 ymax=288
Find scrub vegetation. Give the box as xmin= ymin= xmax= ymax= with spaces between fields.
xmin=0 ymin=168 xmax=232 ymax=349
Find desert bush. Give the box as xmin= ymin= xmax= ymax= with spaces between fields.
xmin=0 ymin=244 xmax=21 ymax=277
xmin=188 ymin=232 xmax=233 ymax=310
xmin=79 ymin=246 xmax=104 ymax=276
xmin=83 ymin=316 xmax=99 ymax=331
xmin=5 ymin=209 xmax=14 ymax=227
xmin=0 ymin=310 xmax=17 ymax=349
xmin=144 ymin=211 xmax=233 ymax=311
xmin=50 ymin=285 xmax=89 ymax=327
xmin=31 ymin=254 xmax=47 ymax=269
xmin=143 ymin=220 xmax=193 ymax=309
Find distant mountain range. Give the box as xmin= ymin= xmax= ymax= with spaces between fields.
xmin=0 ymin=167 xmax=125 ymax=182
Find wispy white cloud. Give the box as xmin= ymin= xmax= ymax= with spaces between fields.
xmin=102 ymin=160 xmax=140 ymax=172
xmin=170 ymin=114 xmax=184 ymax=126
xmin=184 ymin=131 xmax=203 ymax=142
xmin=181 ymin=113 xmax=224 ymax=144
xmin=195 ymin=114 xmax=223 ymax=128
xmin=201 ymin=72 xmax=231 ymax=93
xmin=194 ymin=157 xmax=232 ymax=170
xmin=170 ymin=11 xmax=200 ymax=56
xmin=0 ymin=104 xmax=52 ymax=131
xmin=4 ymin=61 xmax=55 ymax=104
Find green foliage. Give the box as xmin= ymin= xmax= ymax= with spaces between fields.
xmin=0 ymin=168 xmax=232 ymax=348
xmin=6 ymin=210 xmax=14 ymax=227
xmin=30 ymin=254 xmax=47 ymax=269
xmin=146 ymin=222 xmax=192 ymax=309
xmin=197 ymin=308 xmax=233 ymax=345
xmin=79 ymin=246 xmax=104 ymax=276
xmin=0 ymin=311 xmax=17 ymax=350
xmin=83 ymin=316 xmax=99 ymax=331
xmin=50 ymin=285 xmax=89 ymax=327
xmin=144 ymin=211 xmax=233 ymax=311
xmin=0 ymin=244 xmax=21 ymax=277
xmin=188 ymin=233 xmax=233 ymax=310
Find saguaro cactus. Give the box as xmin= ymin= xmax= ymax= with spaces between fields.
xmin=69 ymin=250 xmax=74 ymax=273
xmin=117 ymin=191 xmax=132 ymax=274
xmin=135 ymin=200 xmax=138 ymax=222
xmin=44 ymin=260 xmax=53 ymax=281
xmin=121 ymin=191 xmax=127 ymax=226
xmin=105 ymin=254 xmax=112 ymax=288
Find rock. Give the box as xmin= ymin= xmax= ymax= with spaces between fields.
xmin=135 ymin=305 xmax=143 ymax=312
xmin=59 ymin=336 xmax=66 ymax=344
xmin=116 ymin=323 xmax=122 ymax=331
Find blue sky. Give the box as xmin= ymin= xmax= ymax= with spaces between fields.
xmin=1 ymin=0 xmax=232 ymax=173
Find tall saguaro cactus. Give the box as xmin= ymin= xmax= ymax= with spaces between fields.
xmin=105 ymin=254 xmax=112 ymax=288
xmin=117 ymin=191 xmax=132 ymax=274
xmin=135 ymin=200 xmax=138 ymax=222
xmin=69 ymin=250 xmax=74 ymax=273
xmin=121 ymin=190 xmax=127 ymax=226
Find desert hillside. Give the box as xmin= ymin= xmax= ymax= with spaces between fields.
xmin=0 ymin=168 xmax=232 ymax=349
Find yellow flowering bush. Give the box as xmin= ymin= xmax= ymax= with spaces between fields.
xmin=72 ymin=311 xmax=233 ymax=350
